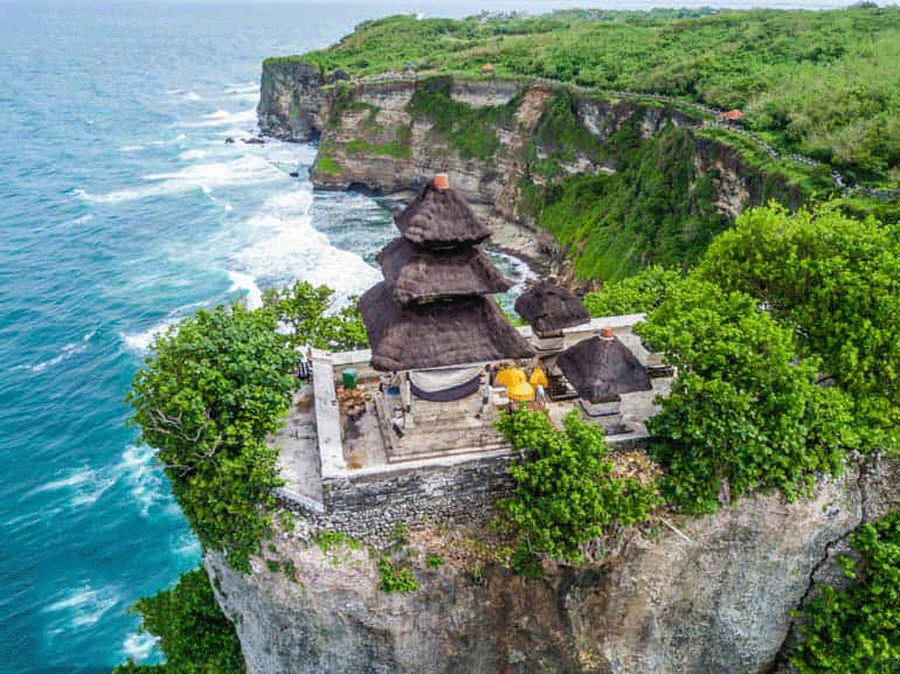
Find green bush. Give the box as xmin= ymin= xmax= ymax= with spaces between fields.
xmin=113 ymin=567 xmax=244 ymax=674
xmin=791 ymin=511 xmax=900 ymax=674
xmin=496 ymin=407 xmax=659 ymax=561
xmin=378 ymin=557 xmax=418 ymax=593
xmin=639 ymin=278 xmax=852 ymax=514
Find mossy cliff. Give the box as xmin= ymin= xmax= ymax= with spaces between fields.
xmin=206 ymin=455 xmax=900 ymax=674
xmin=258 ymin=66 xmax=817 ymax=281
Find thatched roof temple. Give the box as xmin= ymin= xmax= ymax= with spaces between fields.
xmin=358 ymin=174 xmax=531 ymax=372
xmin=358 ymin=282 xmax=532 ymax=371
xmin=393 ymin=177 xmax=490 ymax=247
xmin=514 ymin=279 xmax=590 ymax=335
xmin=377 ymin=237 xmax=512 ymax=304
xmin=555 ymin=330 xmax=652 ymax=403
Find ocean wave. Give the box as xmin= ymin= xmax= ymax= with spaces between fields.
xmin=180 ymin=107 xmax=257 ymax=129
xmin=76 ymin=154 xmax=284 ymax=204
xmin=44 ymin=584 xmax=121 ymax=629
xmin=18 ymin=331 xmax=95 ymax=374
xmin=120 ymin=316 xmax=180 ymax=354
xmin=122 ymin=631 xmax=159 ymax=663
xmin=227 ymin=270 xmax=263 ymax=310
xmin=233 ymin=188 xmax=381 ymax=297
xmin=30 ymin=464 xmax=116 ymax=507
xmin=119 ymin=144 xmax=146 ymax=152
xmin=119 ymin=444 xmax=168 ymax=518
xmin=178 ymin=149 xmax=207 ymax=161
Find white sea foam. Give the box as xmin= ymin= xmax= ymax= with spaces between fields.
xmin=183 ymin=91 xmax=202 ymax=101
xmin=233 ymin=199 xmax=382 ymax=298
xmin=178 ymin=149 xmax=207 ymax=161
xmin=123 ymin=632 xmax=159 ymax=662
xmin=120 ymin=316 xmax=180 ymax=354
xmin=66 ymin=213 xmax=94 ymax=226
xmin=172 ymin=532 xmax=202 ymax=558
xmin=118 ymin=444 xmax=168 ymax=518
xmin=181 ymin=108 xmax=257 ymax=129
xmin=20 ymin=331 xmax=95 ymax=373
xmin=223 ymin=82 xmax=259 ymax=95
xmin=45 ymin=585 xmax=121 ymax=628
xmin=31 ymin=463 xmax=116 ymax=507
xmin=119 ymin=144 xmax=146 ymax=152
xmin=227 ymin=270 xmax=263 ymax=310
xmin=79 ymin=154 xmax=284 ymax=204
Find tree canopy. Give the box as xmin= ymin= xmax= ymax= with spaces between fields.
xmin=128 ymin=304 xmax=298 ymax=571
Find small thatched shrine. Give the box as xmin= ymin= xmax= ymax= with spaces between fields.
xmin=358 ymin=174 xmax=532 ymax=397
xmin=514 ymin=279 xmax=590 ymax=340
xmin=555 ymin=328 xmax=652 ymax=404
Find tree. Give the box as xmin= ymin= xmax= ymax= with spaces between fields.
xmin=496 ymin=407 xmax=659 ymax=561
xmin=583 ymin=265 xmax=683 ymax=317
xmin=638 ymin=278 xmax=852 ymax=514
xmin=261 ymin=280 xmax=368 ymax=351
xmin=113 ymin=567 xmax=244 ymax=674
xmin=127 ymin=304 xmax=298 ymax=571
xmin=696 ymin=203 xmax=900 ymax=450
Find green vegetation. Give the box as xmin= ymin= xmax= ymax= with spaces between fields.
xmin=696 ymin=204 xmax=900 ymax=451
xmin=315 ymin=529 xmax=363 ymax=554
xmin=378 ymin=557 xmax=418 ymax=594
xmin=127 ymin=283 xmax=368 ymax=573
xmin=113 ymin=567 xmax=243 ymax=674
xmin=582 ymin=265 xmax=682 ymax=316
xmin=496 ymin=407 xmax=659 ymax=562
xmin=407 ymin=77 xmax=516 ymax=161
xmin=127 ymin=305 xmax=297 ymax=572
xmin=261 ymin=280 xmax=368 ymax=351
xmin=295 ymin=6 xmax=900 ymax=183
xmin=314 ymin=155 xmax=342 ymax=175
xmin=791 ymin=511 xmax=900 ymax=674
xmin=638 ymin=278 xmax=852 ymax=514
xmin=521 ymin=117 xmax=749 ymax=280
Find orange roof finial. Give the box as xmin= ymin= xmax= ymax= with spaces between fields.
xmin=434 ymin=173 xmax=449 ymax=190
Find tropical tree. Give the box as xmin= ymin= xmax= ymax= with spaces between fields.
xmin=638 ymin=278 xmax=852 ymax=514
xmin=497 ymin=407 xmax=659 ymax=561
xmin=127 ymin=304 xmax=298 ymax=571
xmin=696 ymin=203 xmax=900 ymax=450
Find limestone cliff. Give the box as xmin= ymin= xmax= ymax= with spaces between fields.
xmin=207 ymin=456 xmax=900 ymax=674
xmin=257 ymin=66 xmax=804 ymax=227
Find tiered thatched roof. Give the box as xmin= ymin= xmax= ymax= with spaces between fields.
xmin=556 ymin=334 xmax=651 ymax=402
xmin=359 ymin=282 xmax=532 ymax=371
xmin=394 ymin=181 xmax=490 ymax=247
xmin=377 ymin=237 xmax=512 ymax=304
xmin=514 ymin=279 xmax=590 ymax=335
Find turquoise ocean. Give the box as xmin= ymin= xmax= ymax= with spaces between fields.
xmin=0 ymin=1 xmax=862 ymax=672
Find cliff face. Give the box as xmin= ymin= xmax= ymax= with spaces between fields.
xmin=207 ymin=456 xmax=900 ymax=674
xmin=258 ymin=67 xmax=799 ymax=225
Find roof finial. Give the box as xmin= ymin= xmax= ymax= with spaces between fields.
xmin=434 ymin=173 xmax=449 ymax=191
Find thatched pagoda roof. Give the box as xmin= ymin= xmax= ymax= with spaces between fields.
xmin=377 ymin=237 xmax=512 ymax=304
xmin=556 ymin=335 xmax=651 ymax=402
xmin=514 ymin=279 xmax=590 ymax=334
xmin=358 ymin=282 xmax=533 ymax=371
xmin=394 ymin=179 xmax=491 ymax=247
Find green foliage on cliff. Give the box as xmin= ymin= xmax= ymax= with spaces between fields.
xmin=113 ymin=567 xmax=243 ymax=674
xmin=294 ymin=6 xmax=900 ymax=184
xmin=128 ymin=283 xmax=367 ymax=572
xmin=638 ymin=278 xmax=852 ymax=514
xmin=522 ymin=120 xmax=735 ymax=281
xmin=128 ymin=305 xmax=297 ymax=572
xmin=407 ymin=76 xmax=515 ymax=161
xmin=791 ymin=511 xmax=900 ymax=674
xmin=497 ymin=407 xmax=659 ymax=561
xmin=583 ymin=266 xmax=682 ymax=316
xmin=695 ymin=204 xmax=900 ymax=450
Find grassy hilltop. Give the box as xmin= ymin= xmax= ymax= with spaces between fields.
xmin=274 ymin=5 xmax=900 ymax=187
